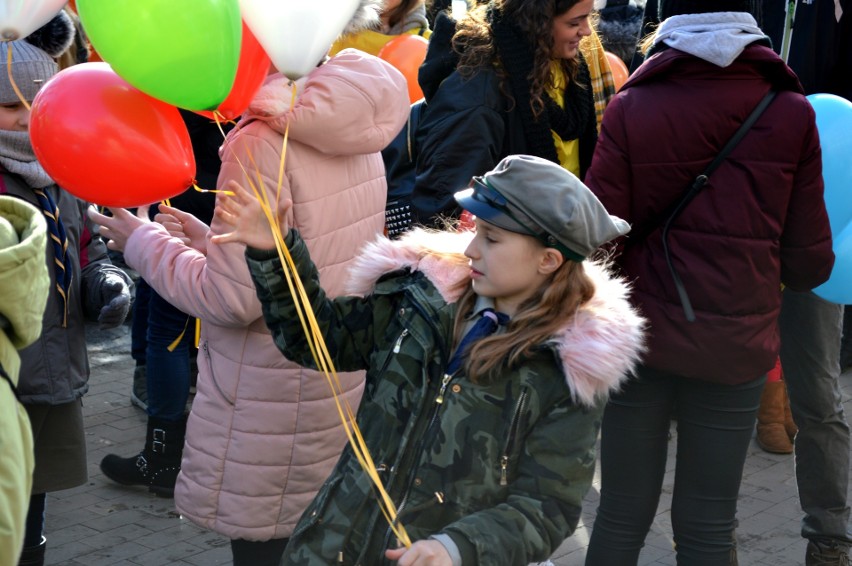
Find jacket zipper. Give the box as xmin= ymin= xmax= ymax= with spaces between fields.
xmin=203 ymin=341 xmax=234 ymax=405
xmin=500 ymin=388 xmax=529 ymax=486
xmin=393 ymin=329 xmax=409 ymax=353
xmin=376 ymin=302 xmax=449 ymax=558
xmin=375 ymin=328 xmax=409 ymax=382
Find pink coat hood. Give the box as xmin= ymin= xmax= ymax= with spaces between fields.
xmin=230 ymin=48 xmax=409 ymax=156
xmin=345 ymin=229 xmax=647 ymax=407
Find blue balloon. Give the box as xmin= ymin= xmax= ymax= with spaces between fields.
xmin=807 ymin=93 xmax=852 ymax=239
xmin=808 ymin=93 xmax=852 ymax=304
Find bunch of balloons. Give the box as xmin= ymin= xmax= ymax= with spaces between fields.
xmin=1 ymin=0 xmax=369 ymax=207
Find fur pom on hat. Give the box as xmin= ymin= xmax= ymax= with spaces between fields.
xmin=342 ymin=0 xmax=384 ymax=35
xmin=0 ymin=11 xmax=75 ymax=104
xmin=24 ymin=10 xmax=76 ymax=58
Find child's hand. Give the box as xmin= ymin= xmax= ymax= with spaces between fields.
xmin=385 ymin=540 xmax=453 ymax=565
xmin=156 ymin=205 xmax=210 ymax=254
xmin=87 ymin=206 xmax=152 ymax=253
xmin=211 ymin=180 xmax=291 ymax=251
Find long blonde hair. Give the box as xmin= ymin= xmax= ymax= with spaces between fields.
xmin=453 ymin=254 xmax=595 ymax=383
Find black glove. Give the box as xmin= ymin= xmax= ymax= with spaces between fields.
xmin=98 ymin=274 xmax=131 ymax=329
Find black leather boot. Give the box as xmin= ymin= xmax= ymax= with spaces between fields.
xmin=18 ymin=536 xmax=46 ymax=566
xmin=100 ymin=416 xmax=185 ymax=497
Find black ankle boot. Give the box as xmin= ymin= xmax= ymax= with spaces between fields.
xmin=18 ymin=536 xmax=46 ymax=566
xmin=100 ymin=416 xmax=186 ymax=497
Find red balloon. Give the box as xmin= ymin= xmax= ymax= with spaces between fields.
xmin=30 ymin=62 xmax=195 ymax=208
xmin=605 ymin=51 xmax=629 ymax=92
xmin=377 ymin=34 xmax=428 ymax=104
xmin=199 ymin=21 xmax=271 ymax=121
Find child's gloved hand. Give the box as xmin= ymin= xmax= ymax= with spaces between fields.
xmin=98 ymin=274 xmax=131 ymax=329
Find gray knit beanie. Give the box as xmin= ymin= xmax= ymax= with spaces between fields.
xmin=0 ymin=11 xmax=75 ymax=104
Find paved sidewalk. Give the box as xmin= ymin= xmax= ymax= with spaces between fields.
xmin=41 ymin=321 xmax=852 ymax=565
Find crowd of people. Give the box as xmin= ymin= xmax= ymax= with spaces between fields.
xmin=0 ymin=0 xmax=850 ymax=565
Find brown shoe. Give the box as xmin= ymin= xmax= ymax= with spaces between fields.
xmin=756 ymin=380 xmax=794 ymax=454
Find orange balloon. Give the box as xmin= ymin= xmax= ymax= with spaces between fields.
xmin=605 ymin=51 xmax=630 ymax=92
xmin=377 ymin=34 xmax=428 ymax=103
xmin=30 ymin=62 xmax=196 ymax=208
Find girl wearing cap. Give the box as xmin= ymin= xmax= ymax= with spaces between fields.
xmin=211 ymin=154 xmax=645 ymax=565
xmin=583 ymin=0 xmax=835 ymax=564
xmin=410 ymin=0 xmax=617 ymax=227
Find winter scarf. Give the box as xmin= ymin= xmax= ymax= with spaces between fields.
xmin=0 ymin=131 xmax=53 ymax=189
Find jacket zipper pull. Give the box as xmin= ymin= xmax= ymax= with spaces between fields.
xmin=500 ymin=455 xmax=509 ymax=486
xmin=392 ymin=329 xmax=408 ymax=354
xmin=435 ymin=373 xmax=452 ymax=404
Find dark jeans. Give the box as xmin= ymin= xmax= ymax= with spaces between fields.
xmin=231 ymin=537 xmax=289 ymax=566
xmin=130 ymin=278 xmax=192 ymax=422
xmin=586 ymin=366 xmax=765 ymax=565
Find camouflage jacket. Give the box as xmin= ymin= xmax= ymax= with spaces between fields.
xmin=246 ymin=229 xmax=645 ymax=566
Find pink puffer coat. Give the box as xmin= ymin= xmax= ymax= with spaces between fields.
xmin=124 ymin=49 xmax=409 ymax=540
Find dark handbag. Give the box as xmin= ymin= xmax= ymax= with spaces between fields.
xmin=628 ymin=90 xmax=777 ymax=322
xmin=383 ymin=100 xmax=425 ymax=238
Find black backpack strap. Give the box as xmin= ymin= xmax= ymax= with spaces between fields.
xmin=662 ymin=90 xmax=777 ymax=321
xmin=627 ymin=90 xmax=778 ymax=247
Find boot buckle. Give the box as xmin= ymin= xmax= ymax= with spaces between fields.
xmin=152 ymin=428 xmax=166 ymax=454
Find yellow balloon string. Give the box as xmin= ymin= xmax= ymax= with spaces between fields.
xmin=276 ymin=83 xmax=298 ymax=212
xmin=193 ymin=182 xmax=234 ymax=197
xmin=167 ymin=316 xmax=191 ymax=352
xmin=224 ymin=84 xmax=412 ymax=549
xmin=7 ymin=46 xmax=31 ymax=111
xmin=259 ymin=198 xmax=412 ymax=549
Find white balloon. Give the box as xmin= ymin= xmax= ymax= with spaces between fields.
xmin=239 ymin=0 xmax=361 ymax=80
xmin=0 ymin=0 xmax=66 ymax=41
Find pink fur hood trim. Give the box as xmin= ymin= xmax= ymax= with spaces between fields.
xmin=345 ymin=229 xmax=646 ymax=406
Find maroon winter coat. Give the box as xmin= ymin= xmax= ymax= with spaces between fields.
xmin=586 ymin=43 xmax=834 ymax=384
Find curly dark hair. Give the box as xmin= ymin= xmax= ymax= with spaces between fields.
xmin=454 ymin=0 xmax=586 ymax=118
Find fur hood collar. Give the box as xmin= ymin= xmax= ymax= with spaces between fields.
xmin=345 ymin=229 xmax=646 ymax=406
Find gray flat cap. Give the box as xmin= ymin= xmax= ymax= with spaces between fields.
xmin=454 ymin=155 xmax=630 ymax=260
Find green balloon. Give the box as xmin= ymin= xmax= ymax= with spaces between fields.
xmin=77 ymin=0 xmax=241 ymax=111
